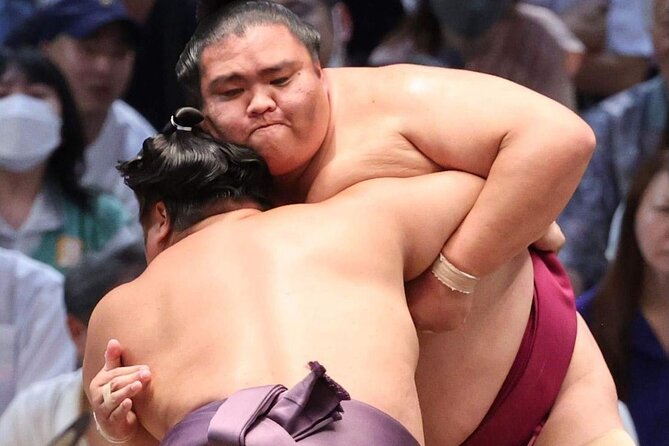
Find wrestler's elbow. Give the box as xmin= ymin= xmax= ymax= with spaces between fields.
xmin=547 ymin=112 xmax=596 ymax=169
xmin=569 ymin=117 xmax=596 ymax=163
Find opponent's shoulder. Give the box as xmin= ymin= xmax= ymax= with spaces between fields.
xmin=89 ymin=280 xmax=141 ymax=325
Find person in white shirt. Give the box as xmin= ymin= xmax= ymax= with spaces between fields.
xmin=0 ymin=244 xmax=146 ymax=446
xmin=0 ymin=247 xmax=76 ymax=416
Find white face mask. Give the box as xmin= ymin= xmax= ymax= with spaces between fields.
xmin=0 ymin=93 xmax=63 ymax=172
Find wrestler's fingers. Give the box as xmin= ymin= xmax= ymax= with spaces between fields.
xmin=92 ymin=364 xmax=150 ymax=383
xmin=103 ymin=339 xmax=124 ymax=371
xmin=98 ymin=398 xmax=138 ymax=441
xmin=107 ymin=397 xmax=134 ymax=425
xmin=99 ymin=380 xmax=145 ymax=415
xmin=103 ymin=367 xmax=151 ymax=390
xmin=90 ymin=366 xmax=150 ymax=403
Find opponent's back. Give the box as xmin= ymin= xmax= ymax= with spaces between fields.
xmin=85 ymin=171 xmax=483 ymax=442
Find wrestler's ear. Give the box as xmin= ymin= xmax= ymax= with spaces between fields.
xmin=201 ymin=112 xmax=222 ymax=140
xmin=144 ymin=201 xmax=173 ymax=261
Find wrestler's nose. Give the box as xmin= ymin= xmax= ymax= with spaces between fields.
xmin=247 ymin=88 xmax=277 ymax=116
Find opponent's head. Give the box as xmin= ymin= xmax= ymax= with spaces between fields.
xmin=117 ymin=107 xmax=273 ymax=259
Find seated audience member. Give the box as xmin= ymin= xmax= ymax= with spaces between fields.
xmin=556 ymin=0 xmax=655 ymax=106
xmin=6 ymin=0 xmax=156 ymax=214
xmin=0 ymin=47 xmax=139 ymax=272
xmin=0 ymin=243 xmax=146 ymax=446
xmin=578 ymin=149 xmax=669 ymax=446
xmin=0 ymin=247 xmax=75 ymax=416
xmin=369 ymin=0 xmax=577 ymax=108
xmin=85 ymin=109 xmax=631 ymax=446
xmin=558 ymin=0 xmax=669 ymax=293
xmin=271 ymin=0 xmax=352 ymax=67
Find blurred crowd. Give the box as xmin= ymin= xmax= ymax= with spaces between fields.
xmin=0 ymin=0 xmax=666 ymax=445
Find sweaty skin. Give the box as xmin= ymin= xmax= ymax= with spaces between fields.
xmin=84 ymin=172 xmax=484 ymax=445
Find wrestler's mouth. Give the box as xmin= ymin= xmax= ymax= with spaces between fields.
xmin=253 ymin=123 xmax=284 ymax=132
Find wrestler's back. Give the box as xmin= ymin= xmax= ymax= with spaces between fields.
xmin=115 ymin=206 xmax=423 ymax=443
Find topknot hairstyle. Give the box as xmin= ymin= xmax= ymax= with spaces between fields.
xmin=118 ymin=107 xmax=273 ymax=231
xmin=177 ymin=1 xmax=321 ymax=106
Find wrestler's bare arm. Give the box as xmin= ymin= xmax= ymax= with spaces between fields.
xmin=331 ymin=170 xmax=484 ymax=281
xmin=533 ymin=315 xmax=631 ymax=446
xmin=332 ymin=171 xmax=484 ymax=332
xmin=374 ymin=65 xmax=595 ymax=277
xmin=83 ymin=288 xmax=159 ymax=446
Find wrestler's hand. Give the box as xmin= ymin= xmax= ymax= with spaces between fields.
xmin=405 ymin=270 xmax=473 ymax=333
xmin=89 ymin=339 xmax=151 ymax=442
xmin=531 ymin=221 xmax=565 ymax=253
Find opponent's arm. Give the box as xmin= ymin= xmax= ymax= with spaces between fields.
xmin=533 ymin=315 xmax=631 ymax=446
xmin=382 ymin=65 xmax=595 ymax=279
xmin=83 ymin=290 xmax=158 ymax=446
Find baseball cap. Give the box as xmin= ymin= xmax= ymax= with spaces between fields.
xmin=6 ymin=0 xmax=140 ymax=47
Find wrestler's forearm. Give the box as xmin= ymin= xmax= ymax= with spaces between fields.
xmin=441 ymin=122 xmax=595 ymax=277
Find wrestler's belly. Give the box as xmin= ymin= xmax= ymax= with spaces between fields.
xmin=416 ymin=252 xmax=535 ymax=446
xmin=125 ymin=285 xmax=423 ymax=444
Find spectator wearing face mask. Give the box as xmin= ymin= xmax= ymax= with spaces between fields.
xmin=0 ymin=47 xmax=139 ymax=273
xmin=6 ymin=0 xmax=156 ymax=215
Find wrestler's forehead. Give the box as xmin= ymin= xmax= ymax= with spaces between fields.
xmin=201 ymin=24 xmax=312 ymax=77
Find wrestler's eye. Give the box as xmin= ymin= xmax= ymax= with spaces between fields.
xmin=270 ymin=77 xmax=290 ymax=86
xmin=220 ymin=88 xmax=243 ymax=99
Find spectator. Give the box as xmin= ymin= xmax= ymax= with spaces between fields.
xmin=272 ymin=0 xmax=352 ymax=66
xmin=558 ymin=0 xmax=669 ymax=293
xmin=0 ymin=46 xmax=139 ymax=272
xmin=525 ymin=0 xmax=654 ymax=106
xmin=578 ymin=149 xmax=669 ymax=446
xmin=369 ymin=0 xmax=577 ymax=108
xmin=6 ymin=0 xmax=156 ymax=214
xmin=0 ymin=243 xmax=146 ymax=445
xmin=0 ymin=247 xmax=75 ymax=416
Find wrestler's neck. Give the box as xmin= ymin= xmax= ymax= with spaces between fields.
xmin=169 ymin=206 xmax=264 ymax=245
